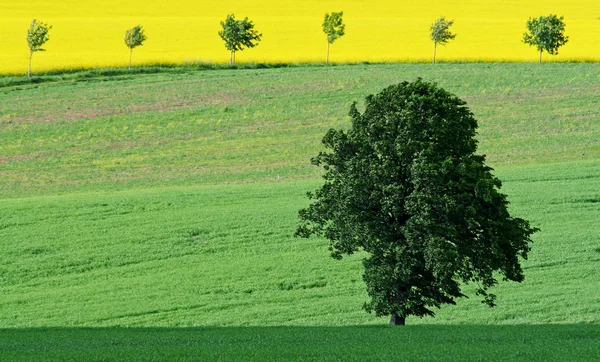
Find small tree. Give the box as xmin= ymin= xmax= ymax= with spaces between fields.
xmin=322 ymin=12 xmax=345 ymax=64
xmin=218 ymin=14 xmax=262 ymax=65
xmin=296 ymin=79 xmax=538 ymax=325
xmin=26 ymin=19 xmax=52 ymax=78
xmin=430 ymin=17 xmax=456 ymax=63
xmin=124 ymin=25 xmax=147 ymax=69
xmin=523 ymin=15 xmax=568 ymax=63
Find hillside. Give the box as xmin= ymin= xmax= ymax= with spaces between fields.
xmin=0 ymin=63 xmax=599 ymax=359
xmin=2 ymin=63 xmax=599 ymax=198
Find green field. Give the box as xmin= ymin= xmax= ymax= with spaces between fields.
xmin=1 ymin=63 xmax=599 ymax=360
xmin=1 ymin=325 xmax=599 ymax=361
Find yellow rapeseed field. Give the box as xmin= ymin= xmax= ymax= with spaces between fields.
xmin=2 ymin=0 xmax=599 ymax=74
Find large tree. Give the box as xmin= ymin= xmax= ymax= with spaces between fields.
xmin=523 ymin=15 xmax=568 ymax=63
xmin=218 ymin=14 xmax=262 ymax=65
xmin=296 ymin=79 xmax=538 ymax=325
xmin=430 ymin=17 xmax=456 ymax=64
xmin=26 ymin=19 xmax=52 ymax=78
xmin=124 ymin=25 xmax=147 ymax=69
xmin=322 ymin=11 xmax=345 ymax=65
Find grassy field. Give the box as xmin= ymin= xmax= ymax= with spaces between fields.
xmin=1 ymin=63 xmax=599 ymax=359
xmin=1 ymin=325 xmax=599 ymax=361
xmin=1 ymin=164 xmax=599 ymax=328
xmin=2 ymin=0 xmax=600 ymax=74
xmin=2 ymin=63 xmax=599 ymax=198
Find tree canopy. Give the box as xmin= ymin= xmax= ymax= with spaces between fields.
xmin=26 ymin=19 xmax=52 ymax=78
xmin=322 ymin=11 xmax=345 ymax=64
xmin=430 ymin=17 xmax=456 ymax=63
xmin=218 ymin=14 xmax=262 ymax=65
xmin=523 ymin=15 xmax=568 ymax=63
xmin=124 ymin=25 xmax=147 ymax=69
xmin=296 ymin=79 xmax=538 ymax=325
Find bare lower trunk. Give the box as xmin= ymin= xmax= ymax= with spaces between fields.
xmin=129 ymin=49 xmax=132 ymax=69
xmin=229 ymin=51 xmax=233 ymax=65
xmin=326 ymin=41 xmax=330 ymax=65
xmin=28 ymin=51 xmax=33 ymax=78
xmin=539 ymin=50 xmax=542 ymax=64
xmin=433 ymin=43 xmax=437 ymax=64
xmin=390 ymin=313 xmax=406 ymax=325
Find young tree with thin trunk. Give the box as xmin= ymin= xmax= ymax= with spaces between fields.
xmin=26 ymin=19 xmax=52 ymax=78
xmin=124 ymin=25 xmax=147 ymax=69
xmin=322 ymin=12 xmax=345 ymax=64
xmin=218 ymin=14 xmax=262 ymax=65
xmin=430 ymin=17 xmax=456 ymax=63
xmin=296 ymin=79 xmax=538 ymax=326
xmin=523 ymin=15 xmax=568 ymax=63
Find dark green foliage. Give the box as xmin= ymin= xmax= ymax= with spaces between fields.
xmin=297 ymin=79 xmax=538 ymax=323
xmin=124 ymin=25 xmax=147 ymax=69
xmin=218 ymin=14 xmax=262 ymax=65
xmin=26 ymin=19 xmax=52 ymax=78
xmin=523 ymin=15 xmax=569 ymax=63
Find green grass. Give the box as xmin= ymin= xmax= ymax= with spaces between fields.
xmin=1 ymin=63 xmax=598 ymax=197
xmin=1 ymin=162 xmax=598 ymax=327
xmin=1 ymin=325 xmax=599 ymax=361
xmin=1 ymin=63 xmax=599 ymax=359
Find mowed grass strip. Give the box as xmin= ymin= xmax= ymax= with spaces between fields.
xmin=1 ymin=63 xmax=599 ymax=198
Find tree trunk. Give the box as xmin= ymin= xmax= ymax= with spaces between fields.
xmin=326 ymin=41 xmax=330 ymax=65
xmin=390 ymin=313 xmax=406 ymax=325
xmin=433 ymin=43 xmax=437 ymax=64
xmin=539 ymin=50 xmax=542 ymax=64
xmin=28 ymin=51 xmax=33 ymax=78
xmin=129 ymin=49 xmax=132 ymax=69
xmin=229 ymin=51 xmax=233 ymax=65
